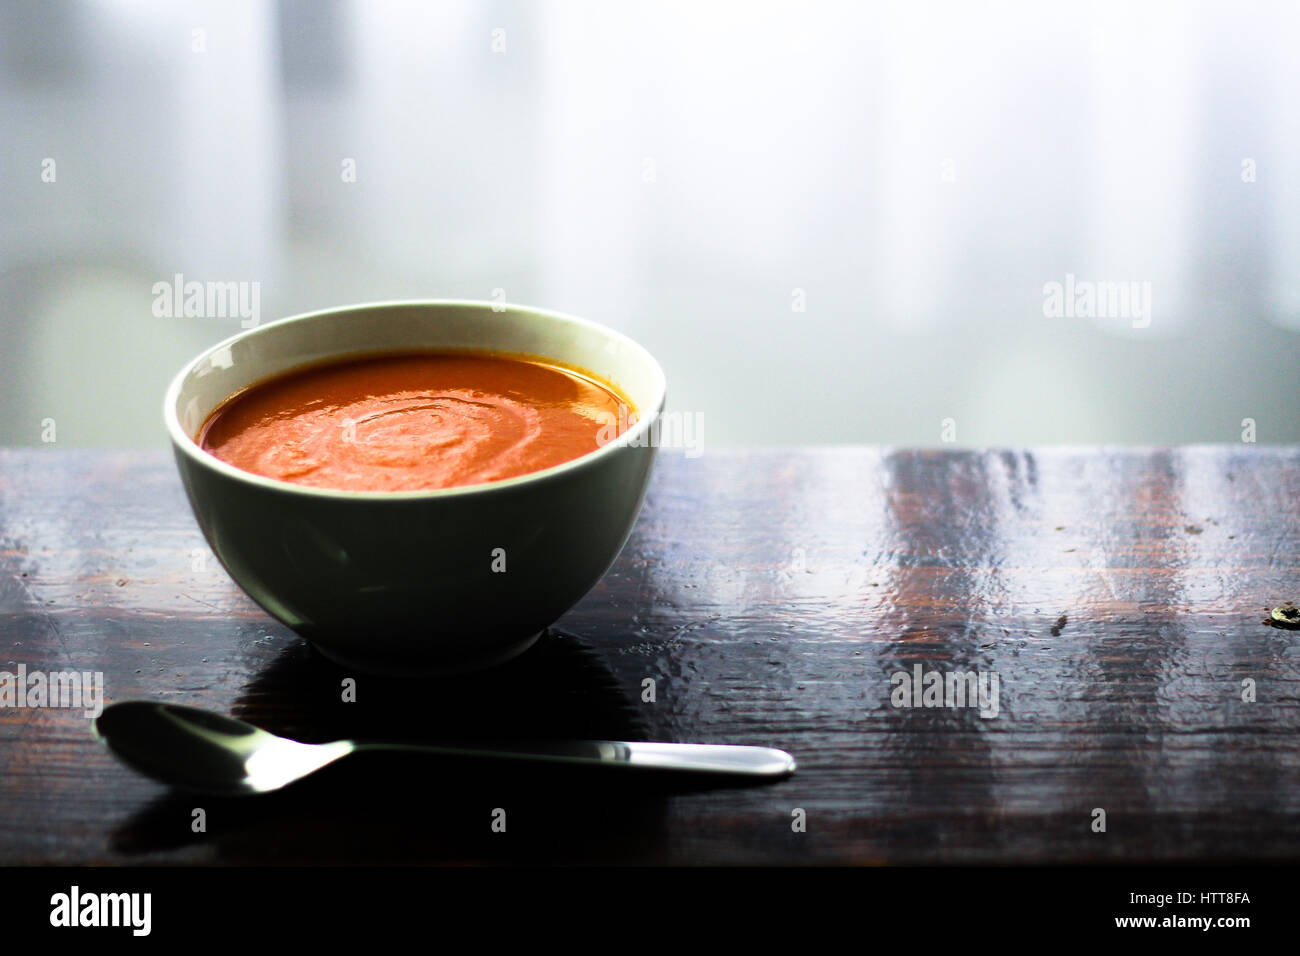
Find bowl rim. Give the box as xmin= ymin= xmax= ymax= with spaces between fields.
xmin=163 ymin=298 xmax=668 ymax=501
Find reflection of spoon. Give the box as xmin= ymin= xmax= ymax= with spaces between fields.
xmin=92 ymin=701 xmax=797 ymax=796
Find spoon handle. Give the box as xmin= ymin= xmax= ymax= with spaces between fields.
xmin=354 ymin=739 xmax=796 ymax=778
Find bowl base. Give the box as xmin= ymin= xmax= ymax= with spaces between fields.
xmin=309 ymin=630 xmax=544 ymax=677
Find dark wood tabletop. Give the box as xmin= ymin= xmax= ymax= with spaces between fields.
xmin=2 ymin=445 xmax=1298 ymax=865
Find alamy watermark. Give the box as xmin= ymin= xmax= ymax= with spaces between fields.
xmin=50 ymin=886 xmax=150 ymax=936
xmin=152 ymin=273 xmax=260 ymax=327
xmin=0 ymin=665 xmax=104 ymax=718
xmin=1043 ymin=273 xmax=1151 ymax=329
xmin=890 ymin=664 xmax=1000 ymax=718
xmin=596 ymin=404 xmax=703 ymax=459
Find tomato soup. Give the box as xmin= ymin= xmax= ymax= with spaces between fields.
xmin=197 ymin=351 xmax=634 ymax=492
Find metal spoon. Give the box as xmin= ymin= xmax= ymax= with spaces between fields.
xmin=92 ymin=700 xmax=797 ymax=795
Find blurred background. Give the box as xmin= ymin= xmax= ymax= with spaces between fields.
xmin=1 ymin=0 xmax=1297 ymax=448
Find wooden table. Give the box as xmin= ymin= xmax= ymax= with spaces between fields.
xmin=2 ymin=446 xmax=1298 ymax=865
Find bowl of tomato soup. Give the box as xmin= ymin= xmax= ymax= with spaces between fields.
xmin=164 ymin=300 xmax=666 ymax=674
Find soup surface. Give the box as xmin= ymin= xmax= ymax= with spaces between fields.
xmin=197 ymin=351 xmax=633 ymax=492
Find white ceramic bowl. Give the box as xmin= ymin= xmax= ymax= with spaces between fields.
xmin=164 ymin=300 xmax=666 ymax=674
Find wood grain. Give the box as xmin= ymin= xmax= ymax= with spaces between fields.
xmin=1 ymin=446 xmax=1298 ymax=864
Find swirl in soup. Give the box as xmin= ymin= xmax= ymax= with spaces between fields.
xmin=197 ymin=351 xmax=634 ymax=492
